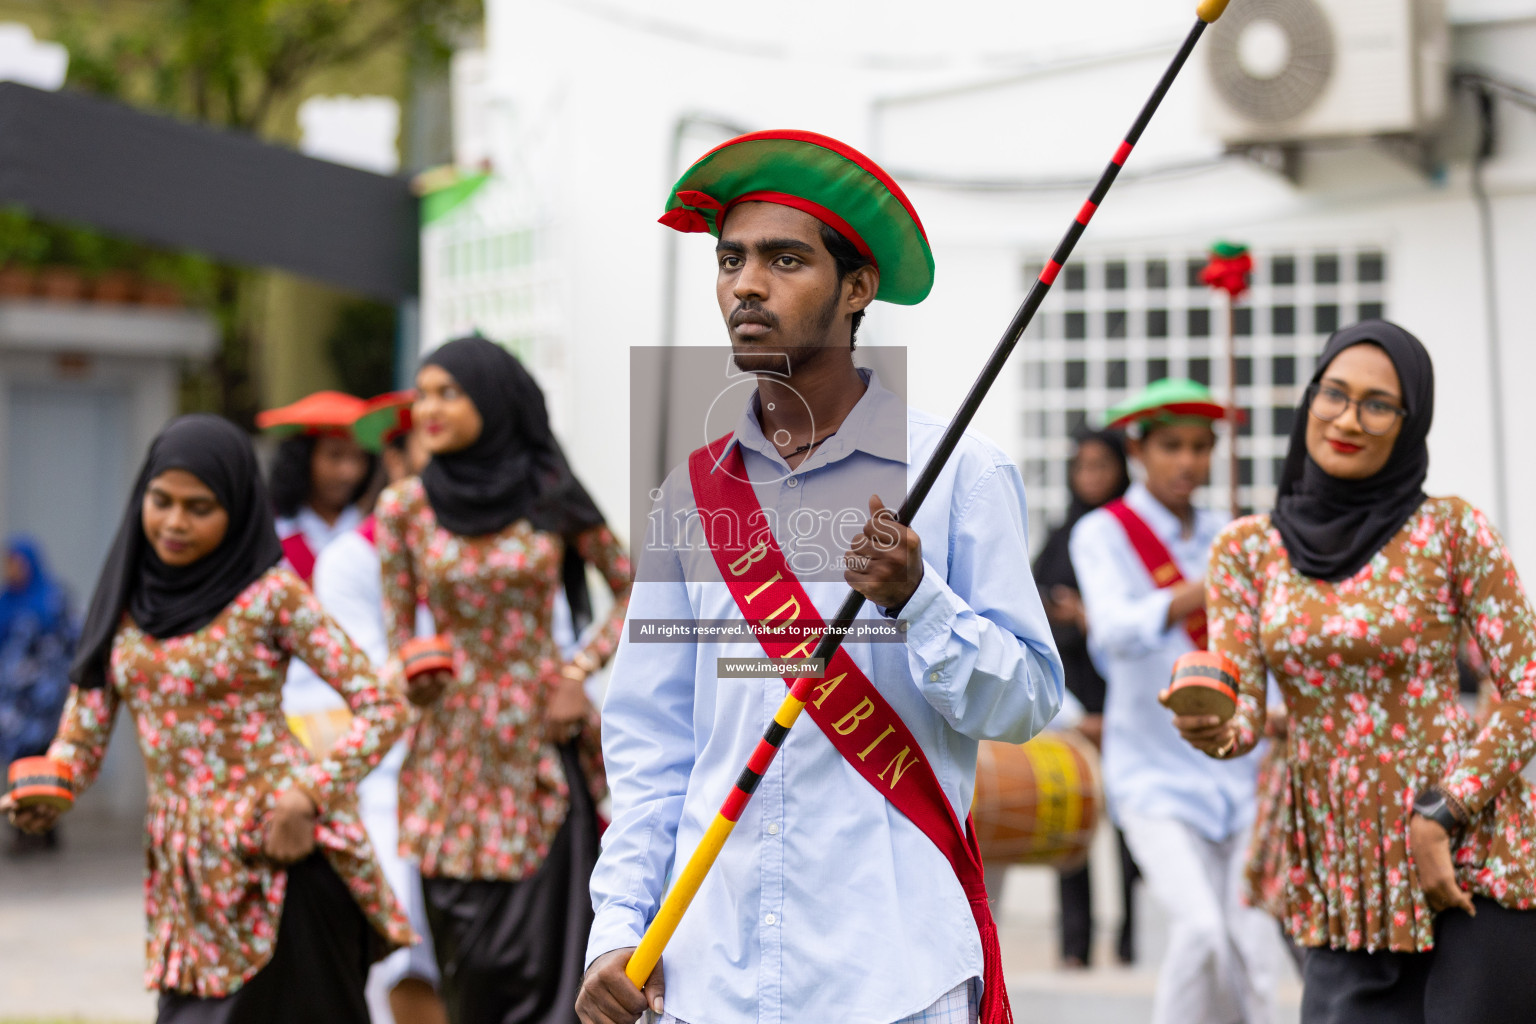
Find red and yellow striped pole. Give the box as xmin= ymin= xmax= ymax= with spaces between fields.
xmin=625 ymin=0 xmax=1236 ymax=990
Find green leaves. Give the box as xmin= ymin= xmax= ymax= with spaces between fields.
xmin=50 ymin=0 xmax=483 ymax=135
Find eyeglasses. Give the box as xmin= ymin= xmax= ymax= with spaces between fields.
xmin=1306 ymin=384 xmax=1406 ymax=437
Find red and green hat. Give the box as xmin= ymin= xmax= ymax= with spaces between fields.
xmin=352 ymin=391 xmax=414 ymax=454
xmin=255 ymin=390 xmax=368 ymax=439
xmin=1106 ymin=378 xmax=1229 ymax=432
xmin=659 ymin=129 xmax=935 ymax=305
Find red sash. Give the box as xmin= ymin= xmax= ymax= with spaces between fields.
xmin=688 ymin=439 xmax=1012 ymax=1024
xmin=280 ymin=532 xmax=317 ymax=584
xmin=1102 ymin=498 xmax=1206 ymax=649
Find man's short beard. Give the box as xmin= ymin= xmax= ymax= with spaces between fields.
xmin=730 ymin=283 xmax=844 ymax=376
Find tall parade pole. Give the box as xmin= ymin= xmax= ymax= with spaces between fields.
xmin=626 ymin=0 xmax=1240 ymax=989
xmin=1200 ymin=241 xmax=1252 ymax=520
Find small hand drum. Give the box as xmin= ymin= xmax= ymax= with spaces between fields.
xmin=1167 ymin=651 xmax=1239 ymax=722
xmin=7 ymin=756 xmax=74 ymax=811
xmin=400 ymin=635 xmax=453 ymax=680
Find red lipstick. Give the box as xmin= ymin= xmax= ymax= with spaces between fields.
xmin=1327 ymin=439 xmax=1362 ymax=454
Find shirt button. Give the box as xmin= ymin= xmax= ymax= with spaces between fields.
xmin=786 ymin=477 xmax=799 ymax=488
xmin=765 ymin=912 xmax=777 ymax=925
xmin=767 ymin=822 xmax=780 ymax=835
xmin=929 ymin=671 xmax=941 ymax=682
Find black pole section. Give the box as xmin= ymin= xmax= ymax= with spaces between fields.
xmin=806 ymin=18 xmax=1210 ymax=666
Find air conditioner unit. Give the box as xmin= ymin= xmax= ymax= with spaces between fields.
xmin=1202 ymin=0 xmax=1449 ymax=145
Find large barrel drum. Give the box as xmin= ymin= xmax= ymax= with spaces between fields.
xmin=971 ymin=730 xmax=1102 ymax=871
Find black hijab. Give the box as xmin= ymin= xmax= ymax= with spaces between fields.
xmin=1271 ymin=320 xmax=1434 ymax=582
xmin=1033 ymin=429 xmax=1130 ymax=595
xmin=71 ymin=415 xmax=284 ymax=689
xmin=1032 ymin=429 xmax=1128 ymax=714
xmin=418 ymin=336 xmax=606 ymax=630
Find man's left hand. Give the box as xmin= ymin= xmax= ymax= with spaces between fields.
xmin=845 ymin=494 xmax=923 ymax=612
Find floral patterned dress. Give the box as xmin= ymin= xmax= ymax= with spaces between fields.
xmin=47 ymin=568 xmax=413 ymax=997
xmin=1209 ymin=497 xmax=1536 ymax=953
xmin=376 ymin=477 xmax=632 ymax=880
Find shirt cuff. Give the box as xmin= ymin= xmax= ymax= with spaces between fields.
xmin=895 ymin=559 xmax=951 ymax=647
xmin=1138 ymin=588 xmax=1179 ymax=650
xmin=585 ymin=909 xmax=647 ymax=971
xmin=298 ymin=770 xmax=331 ymax=815
xmin=1441 ymin=768 xmax=1490 ymax=818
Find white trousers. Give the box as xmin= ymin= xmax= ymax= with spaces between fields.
xmin=360 ymin=743 xmax=440 ymax=1024
xmin=1121 ymin=814 xmax=1278 ymax=1024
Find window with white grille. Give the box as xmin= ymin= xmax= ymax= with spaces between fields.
xmin=1018 ymin=246 xmax=1388 ymax=534
xmin=420 ymin=176 xmax=557 ymax=364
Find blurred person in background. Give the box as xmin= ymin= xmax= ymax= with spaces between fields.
xmin=0 ymin=535 xmax=76 ymax=855
xmin=377 ymin=336 xmax=633 ymax=1024
xmin=1031 ymin=430 xmax=1140 ymax=967
xmin=260 ymin=391 xmax=378 ymax=584
xmin=3 ymin=414 xmax=410 ymax=1024
xmin=1070 ymin=379 xmax=1275 ymax=1024
xmin=260 ymin=392 xmax=383 ymax=760
xmin=313 ymin=394 xmax=448 ymax=1024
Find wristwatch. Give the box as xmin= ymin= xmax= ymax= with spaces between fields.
xmin=1413 ymin=786 xmax=1468 ymax=836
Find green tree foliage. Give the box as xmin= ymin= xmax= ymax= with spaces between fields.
xmin=327 ymin=298 xmax=398 ymax=397
xmin=43 ymin=0 xmax=482 ymax=424
xmin=52 ymin=0 xmax=481 ymax=135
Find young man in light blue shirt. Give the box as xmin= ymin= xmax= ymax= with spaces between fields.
xmin=577 ymin=131 xmax=1063 ymax=1024
xmin=1070 ymin=379 xmax=1276 ymax=1024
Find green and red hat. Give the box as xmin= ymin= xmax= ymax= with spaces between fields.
xmin=1106 ymin=378 xmax=1229 ymax=433
xmin=255 ymin=390 xmax=368 ymax=439
xmin=659 ymin=129 xmax=935 ymax=305
xmin=352 ymin=391 xmax=414 ymax=454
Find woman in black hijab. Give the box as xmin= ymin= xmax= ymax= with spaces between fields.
xmin=1032 ymin=429 xmax=1140 ymax=967
xmin=375 ymin=336 xmax=633 ymax=1024
xmin=4 ymin=415 xmax=411 ymax=1024
xmin=1168 ymin=321 xmax=1536 ymax=1023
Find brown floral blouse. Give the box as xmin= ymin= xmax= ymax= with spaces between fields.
xmin=47 ymin=568 xmax=413 ymax=997
xmin=1211 ymin=497 xmax=1536 ymax=952
xmin=376 ymin=477 xmax=632 ymax=880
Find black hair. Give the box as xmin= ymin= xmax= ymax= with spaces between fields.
xmin=820 ymin=222 xmax=875 ymax=349
xmin=269 ymin=436 xmax=316 ymax=518
xmin=268 ymin=434 xmax=376 ymax=518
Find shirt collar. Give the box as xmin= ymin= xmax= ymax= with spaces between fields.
xmin=727 ymin=366 xmax=909 ymax=470
xmin=295 ymin=504 xmax=360 ymax=548
xmin=1124 ymin=481 xmax=1191 ymax=542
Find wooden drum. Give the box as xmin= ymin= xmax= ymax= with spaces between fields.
xmin=972 ymin=730 xmax=1102 ymax=871
xmin=7 ymin=755 xmax=74 ymax=811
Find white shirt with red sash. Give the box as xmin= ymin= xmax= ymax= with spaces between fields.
xmin=1069 ymin=481 xmax=1261 ymax=841
xmin=588 ymin=371 xmax=1063 ymax=1024
xmin=279 ymin=504 xmax=365 ymax=722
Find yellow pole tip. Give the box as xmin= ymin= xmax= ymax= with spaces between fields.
xmin=1197 ymin=0 xmax=1231 ymax=22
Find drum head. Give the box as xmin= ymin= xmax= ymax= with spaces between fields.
xmin=12 ymin=786 xmax=73 ymax=811
xmin=1167 ymin=679 xmax=1236 ymax=721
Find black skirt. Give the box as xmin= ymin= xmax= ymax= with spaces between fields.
xmin=157 ymin=852 xmax=380 ymax=1024
xmin=1301 ymin=896 xmax=1536 ymax=1024
xmin=423 ymin=742 xmax=600 ymax=1024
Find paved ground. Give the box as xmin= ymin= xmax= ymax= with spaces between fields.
xmin=0 ymin=806 xmax=1300 ymax=1024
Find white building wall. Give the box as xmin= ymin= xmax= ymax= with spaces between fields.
xmin=446 ymin=0 xmax=1536 ymax=572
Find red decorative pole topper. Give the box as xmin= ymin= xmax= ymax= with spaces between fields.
xmin=1199 ymin=240 xmax=1252 ymax=299
xmin=1201 ymin=240 xmax=1250 ymax=518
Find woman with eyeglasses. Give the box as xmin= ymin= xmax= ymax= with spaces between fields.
xmin=1167 ymin=321 xmax=1536 ymax=1023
